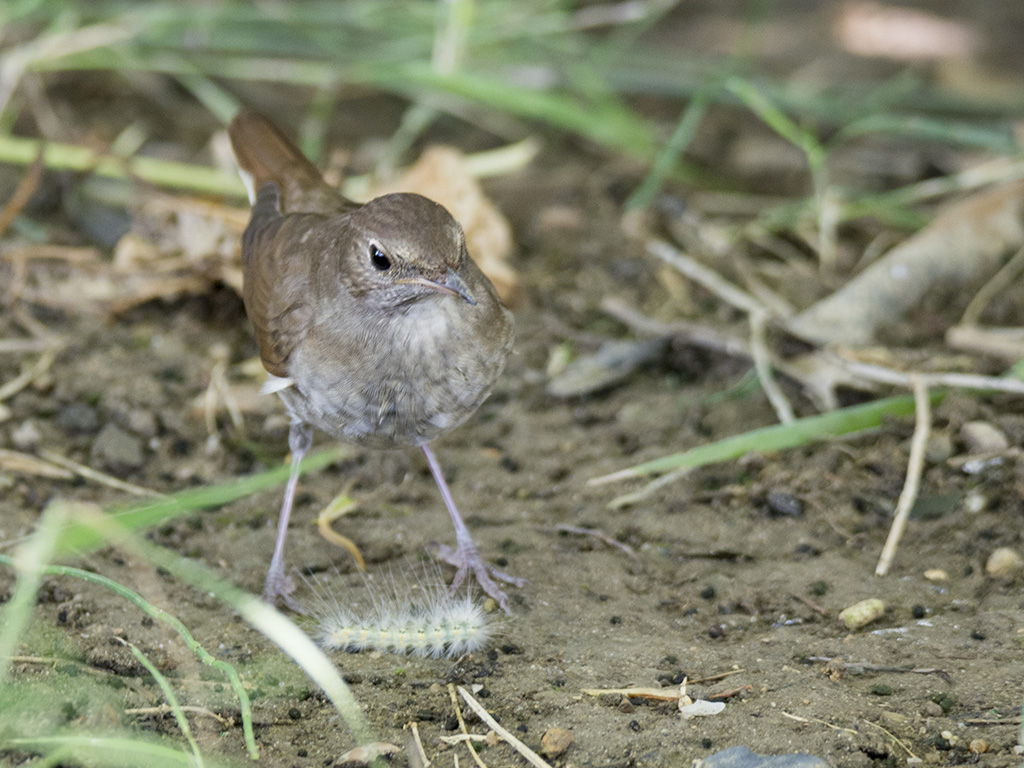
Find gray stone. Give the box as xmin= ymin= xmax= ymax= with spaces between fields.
xmin=57 ymin=402 xmax=100 ymax=435
xmin=91 ymin=423 xmax=144 ymax=474
xmin=697 ymin=746 xmax=830 ymax=768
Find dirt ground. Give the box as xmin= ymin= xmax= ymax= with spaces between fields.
xmin=3 ymin=3 xmax=1024 ymax=768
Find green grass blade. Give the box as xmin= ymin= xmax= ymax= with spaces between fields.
xmin=625 ymin=84 xmax=714 ymax=211
xmin=121 ymin=641 xmax=204 ymax=767
xmin=0 ymin=501 xmax=68 ymax=685
xmin=590 ymin=393 xmax=944 ymax=485
xmin=50 ymin=446 xmax=349 ymax=556
xmin=6 ymin=734 xmax=229 ymax=767
xmin=0 ymin=555 xmax=260 ymax=759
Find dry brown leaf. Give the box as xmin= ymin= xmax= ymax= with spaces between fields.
xmin=788 ymin=180 xmax=1024 ymax=346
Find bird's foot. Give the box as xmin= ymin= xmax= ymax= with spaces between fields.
xmin=435 ymin=542 xmax=526 ymax=614
xmin=261 ymin=570 xmax=306 ymax=613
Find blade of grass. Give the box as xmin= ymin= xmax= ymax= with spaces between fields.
xmin=835 ymin=113 xmax=1019 ymax=155
xmin=6 ymin=735 xmax=228 ymax=767
xmin=2 ymin=499 xmax=375 ymax=748
xmin=0 ymin=132 xmax=247 ymax=197
xmin=0 ymin=500 xmax=68 ymax=685
xmin=589 ymin=393 xmax=945 ymax=485
xmin=119 ymin=640 xmax=204 ymax=767
xmin=625 ymin=83 xmax=714 ymax=211
xmin=725 ymin=75 xmax=837 ymax=265
xmin=47 ymin=446 xmax=351 ymax=557
xmin=75 ymin=505 xmax=375 ymax=746
xmin=0 ymin=554 xmax=260 ymax=759
xmin=0 ymin=129 xmax=538 ymax=200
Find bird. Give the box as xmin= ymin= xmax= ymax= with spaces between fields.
xmin=228 ymin=110 xmax=522 ymax=612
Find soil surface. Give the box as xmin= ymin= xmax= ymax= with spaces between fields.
xmin=3 ymin=4 xmax=1024 ymax=768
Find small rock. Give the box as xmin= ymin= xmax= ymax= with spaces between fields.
xmin=57 ymin=402 xmax=100 ymax=435
xmin=968 ymin=739 xmax=988 ymax=754
xmin=11 ymin=419 xmax=42 ymax=451
xmin=963 ymin=491 xmax=987 ymax=514
xmin=696 ymin=745 xmax=828 ymax=767
xmin=930 ymin=693 xmax=953 ymax=713
xmin=923 ymin=569 xmax=947 ymax=581
xmin=540 ymin=728 xmax=574 ymax=758
xmin=128 ymin=409 xmax=158 ymax=438
xmin=922 ymin=700 xmax=943 ymax=718
xmin=91 ymin=423 xmax=145 ymax=474
xmin=838 ymin=598 xmax=886 ymax=630
xmin=960 ymin=421 xmax=1009 ymax=454
xmin=766 ymin=491 xmax=803 ymax=518
xmin=985 ymin=547 xmax=1023 ymax=580
xmin=924 ymin=432 xmax=952 ymax=463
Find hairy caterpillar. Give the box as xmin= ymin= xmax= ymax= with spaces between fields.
xmin=304 ymin=569 xmax=497 ymax=659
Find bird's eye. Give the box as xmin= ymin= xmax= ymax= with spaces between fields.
xmin=369 ymin=245 xmax=391 ymax=271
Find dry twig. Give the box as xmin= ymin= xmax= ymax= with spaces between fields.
xmin=404 ymin=721 xmax=431 ymax=768
xmin=548 ymin=524 xmax=639 ymax=559
xmin=456 ymin=686 xmax=553 ymax=768
xmin=0 ymin=349 xmax=57 ymax=402
xmin=0 ymin=146 xmax=44 ymax=238
xmin=125 ymin=705 xmax=232 ymax=727
xmin=39 ymin=449 xmax=161 ymax=498
xmin=876 ymin=375 xmax=931 ymax=576
xmin=447 ymin=684 xmax=488 ymax=768
xmin=749 ymin=309 xmax=794 ymax=423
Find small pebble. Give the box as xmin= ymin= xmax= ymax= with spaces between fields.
xmin=540 ymin=727 xmax=574 ymax=758
xmin=91 ymin=423 xmax=145 ymax=474
xmin=985 ymin=547 xmax=1023 ymax=580
xmin=923 ymin=569 xmax=947 ymax=581
xmin=922 ymin=701 xmax=943 ymax=717
xmin=931 ymin=693 xmax=953 ymax=713
xmin=57 ymin=402 xmax=100 ymax=435
xmin=11 ymin=419 xmax=42 ymax=451
xmin=838 ymin=598 xmax=886 ymax=630
xmin=960 ymin=420 xmax=1009 ymax=454
xmin=766 ymin=491 xmax=803 ymax=517
xmin=963 ymin=491 xmax=988 ymax=514
xmin=968 ymin=739 xmax=988 ymax=754
xmin=924 ymin=433 xmax=952 ymax=463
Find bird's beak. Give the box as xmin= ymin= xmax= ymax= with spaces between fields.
xmin=399 ymin=267 xmax=477 ymax=305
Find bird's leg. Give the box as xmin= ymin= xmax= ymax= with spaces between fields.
xmin=262 ymin=420 xmax=313 ymax=610
xmin=422 ymin=444 xmax=525 ymax=614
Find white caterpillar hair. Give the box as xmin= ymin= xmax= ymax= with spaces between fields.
xmin=302 ymin=565 xmax=498 ymax=659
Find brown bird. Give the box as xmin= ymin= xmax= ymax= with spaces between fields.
xmin=228 ymin=110 xmax=522 ymax=612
